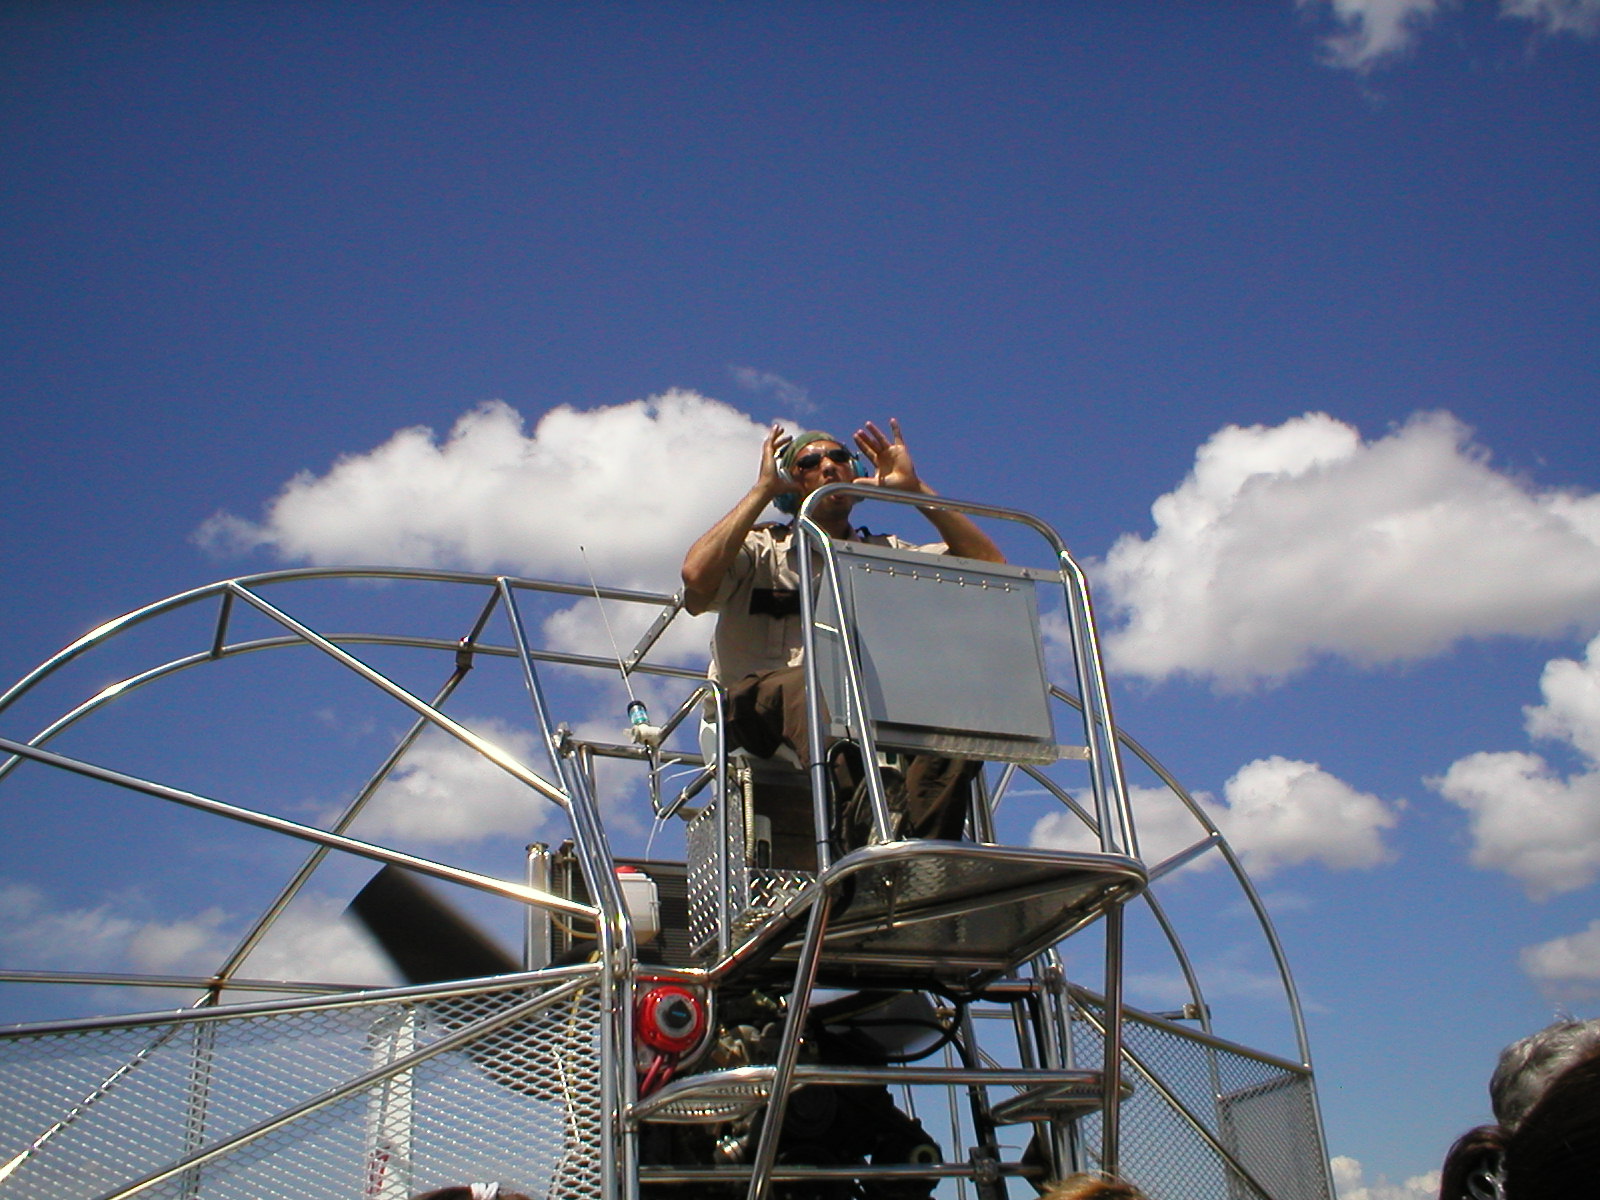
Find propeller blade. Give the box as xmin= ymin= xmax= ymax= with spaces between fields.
xmin=348 ymin=865 xmax=520 ymax=984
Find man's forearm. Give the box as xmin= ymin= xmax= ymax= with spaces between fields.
xmin=681 ymin=484 xmax=774 ymax=613
xmin=911 ymin=483 xmax=1005 ymax=563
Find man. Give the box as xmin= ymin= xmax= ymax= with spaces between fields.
xmin=681 ymin=418 xmax=1003 ymax=850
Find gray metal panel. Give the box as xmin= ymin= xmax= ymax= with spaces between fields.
xmin=817 ymin=543 xmax=1058 ymax=763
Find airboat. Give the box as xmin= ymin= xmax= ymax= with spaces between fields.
xmin=0 ymin=486 xmax=1333 ymax=1199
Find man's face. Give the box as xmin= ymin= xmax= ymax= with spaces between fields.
xmin=792 ymin=440 xmax=858 ymax=512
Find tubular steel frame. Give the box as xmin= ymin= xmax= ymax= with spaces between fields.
xmin=0 ymin=500 xmax=1332 ymax=1200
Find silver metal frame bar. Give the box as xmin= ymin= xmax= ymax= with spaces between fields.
xmin=499 ymin=580 xmax=631 ymax=1200
xmin=790 ymin=482 xmax=1138 ymax=1176
xmin=2 ymin=965 xmax=604 ymax=1040
xmin=0 ymin=736 xmax=593 ymax=920
xmin=0 ymin=567 xmax=681 ymax=718
xmin=0 ymin=550 xmax=1334 ymax=1198
xmin=211 ymin=588 xmax=503 ymax=997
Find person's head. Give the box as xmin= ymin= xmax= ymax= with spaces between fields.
xmin=1439 ymin=1017 xmax=1600 ymax=1200
xmin=1039 ymin=1173 xmax=1148 ymax=1200
xmin=774 ymin=430 xmax=863 ymax=518
xmin=1489 ymin=1016 xmax=1600 ymax=1132
xmin=1502 ymin=1050 xmax=1600 ymax=1198
xmin=409 ymin=1187 xmax=532 ymax=1200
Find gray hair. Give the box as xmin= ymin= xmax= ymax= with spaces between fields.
xmin=1489 ymin=1017 xmax=1600 ymax=1132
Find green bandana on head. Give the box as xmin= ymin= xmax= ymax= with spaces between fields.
xmin=775 ymin=429 xmax=863 ymax=515
xmin=780 ymin=430 xmax=842 ymax=478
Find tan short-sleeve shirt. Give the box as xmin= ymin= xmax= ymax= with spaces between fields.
xmin=706 ymin=523 xmax=936 ymax=685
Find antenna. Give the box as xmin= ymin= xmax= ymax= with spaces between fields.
xmin=579 ymin=546 xmax=662 ymax=747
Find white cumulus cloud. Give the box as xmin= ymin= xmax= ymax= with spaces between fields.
xmin=0 ymin=881 xmax=391 ymax=989
xmin=1331 ymin=1155 xmax=1441 ymax=1200
xmin=1502 ymin=0 xmax=1600 ymax=37
xmin=233 ymin=894 xmax=397 ymax=988
xmin=728 ymin=365 xmax=816 ymax=415
xmin=1301 ymin=0 xmax=1600 ymax=72
xmin=1209 ymin=757 xmax=1399 ymax=876
xmin=1434 ymin=750 xmax=1600 ymax=897
xmin=1030 ymin=784 xmax=1197 ymax=863
xmin=0 ymin=882 xmax=231 ymax=975
xmin=1097 ymin=411 xmax=1600 ymax=688
xmin=1030 ymin=760 xmax=1398 ymax=878
xmin=352 ymin=718 xmax=558 ymax=845
xmin=197 ymin=390 xmax=774 ymax=593
xmin=1300 ymin=0 xmax=1450 ymax=72
xmin=1520 ymin=919 xmax=1600 ymax=998
xmin=1434 ymin=633 xmax=1600 ymax=899
xmin=541 ymin=593 xmax=717 ymax=670
xmin=1525 ymin=631 xmax=1600 ymax=762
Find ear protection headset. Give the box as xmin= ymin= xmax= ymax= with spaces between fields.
xmin=773 ymin=442 xmax=864 ymax=515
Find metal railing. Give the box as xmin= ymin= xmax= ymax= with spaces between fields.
xmin=0 ymin=535 xmax=1332 ymax=1198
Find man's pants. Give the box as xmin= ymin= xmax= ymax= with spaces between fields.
xmin=724 ymin=665 xmax=979 ymax=849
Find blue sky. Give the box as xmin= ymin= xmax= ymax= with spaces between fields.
xmin=2 ymin=3 xmax=1598 ymax=1196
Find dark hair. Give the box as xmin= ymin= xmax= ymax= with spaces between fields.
xmin=1438 ymin=1126 xmax=1505 ymax=1200
xmin=409 ymin=1189 xmax=533 ymax=1200
xmin=1502 ymin=1051 xmax=1600 ymax=1197
xmin=1439 ymin=1026 xmax=1600 ymax=1200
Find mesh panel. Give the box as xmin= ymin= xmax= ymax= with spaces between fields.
xmin=1069 ymin=1000 xmax=1331 ymax=1200
xmin=0 ymin=980 xmax=608 ymax=1200
xmin=686 ymin=764 xmax=812 ymax=952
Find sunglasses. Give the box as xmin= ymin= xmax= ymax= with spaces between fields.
xmin=793 ymin=448 xmax=856 ymax=471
